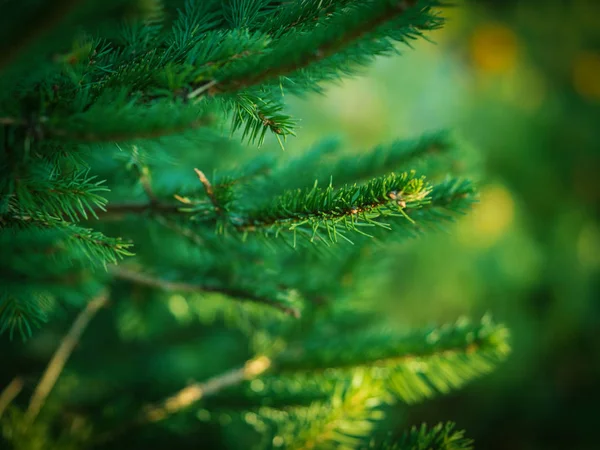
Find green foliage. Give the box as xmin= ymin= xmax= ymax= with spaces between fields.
xmin=367 ymin=422 xmax=473 ymax=450
xmin=236 ymin=172 xmax=430 ymax=245
xmin=0 ymin=1 xmax=509 ymax=449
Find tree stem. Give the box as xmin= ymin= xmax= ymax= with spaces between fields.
xmin=0 ymin=377 xmax=24 ymax=418
xmin=26 ymin=292 xmax=108 ymax=423
xmin=141 ymin=356 xmax=271 ymax=422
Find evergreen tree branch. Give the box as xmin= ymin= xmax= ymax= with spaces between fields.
xmin=25 ymin=292 xmax=108 ymax=423
xmin=233 ymin=172 xmax=430 ymax=244
xmin=271 ymin=317 xmax=509 ymax=403
xmin=364 ymin=422 xmax=473 ymax=450
xmin=141 ymin=355 xmax=272 ymax=422
xmin=388 ymin=178 xmax=477 ymax=238
xmin=11 ymin=171 xmax=109 ymax=221
xmin=209 ymin=0 xmax=429 ymax=94
xmin=110 ymin=266 xmax=301 ymax=317
xmin=257 ymin=133 xmax=455 ymax=198
xmin=227 ymin=92 xmax=296 ymax=148
xmin=0 ymin=377 xmax=24 ymax=419
xmin=327 ymin=132 xmax=458 ymax=186
xmin=260 ymin=375 xmax=384 ymax=450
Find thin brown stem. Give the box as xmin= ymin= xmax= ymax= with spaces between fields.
xmin=110 ymin=266 xmax=300 ymax=318
xmin=26 ymin=292 xmax=108 ymax=423
xmin=142 ymin=356 xmax=271 ymax=422
xmin=0 ymin=377 xmax=24 ymax=418
xmin=96 ymin=356 xmax=271 ymax=444
xmin=194 ymin=168 xmax=222 ymax=215
xmin=138 ymin=166 xmax=157 ymax=203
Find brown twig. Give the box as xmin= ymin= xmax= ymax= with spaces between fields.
xmin=26 ymin=292 xmax=108 ymax=423
xmin=0 ymin=377 xmax=24 ymax=418
xmin=142 ymin=356 xmax=271 ymax=422
xmin=96 ymin=356 xmax=271 ymax=444
xmin=194 ymin=168 xmax=222 ymax=216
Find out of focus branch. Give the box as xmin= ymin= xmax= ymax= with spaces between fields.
xmin=26 ymin=292 xmax=108 ymax=423
xmin=0 ymin=377 xmax=24 ymax=418
xmin=142 ymin=356 xmax=271 ymax=422
xmin=110 ymin=266 xmax=300 ymax=318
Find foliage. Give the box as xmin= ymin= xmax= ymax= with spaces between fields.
xmin=0 ymin=1 xmax=509 ymax=449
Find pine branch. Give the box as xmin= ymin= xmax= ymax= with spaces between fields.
xmin=385 ymin=178 xmax=477 ymax=239
xmin=68 ymin=225 xmax=134 ymax=264
xmin=0 ymin=293 xmax=52 ymax=341
xmin=234 ymin=172 xmax=430 ymax=244
xmin=327 ymin=132 xmax=458 ymax=186
xmin=26 ymin=292 xmax=108 ymax=423
xmin=256 ymin=133 xmax=455 ymax=198
xmin=260 ymin=376 xmax=384 ymax=450
xmin=272 ymin=316 xmax=509 ymax=403
xmin=364 ymin=422 xmax=473 ymax=450
xmin=141 ymin=355 xmax=272 ymax=422
xmin=228 ymin=92 xmax=296 ymax=148
xmin=110 ymin=266 xmax=301 ymax=317
xmin=0 ymin=219 xmax=133 ymax=265
xmin=12 ymin=171 xmax=109 ymax=221
xmin=209 ymin=0 xmax=434 ymax=94
xmin=0 ymin=377 xmax=24 ymax=419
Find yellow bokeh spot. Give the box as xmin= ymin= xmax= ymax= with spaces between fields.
xmin=577 ymin=223 xmax=600 ymax=269
xmin=470 ymin=23 xmax=519 ymax=73
xmin=168 ymin=294 xmax=190 ymax=319
xmin=573 ymin=52 xmax=600 ymax=101
xmin=459 ymin=184 xmax=515 ymax=248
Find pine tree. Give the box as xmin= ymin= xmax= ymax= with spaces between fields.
xmin=0 ymin=1 xmax=510 ymax=449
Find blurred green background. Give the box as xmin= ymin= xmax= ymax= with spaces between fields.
xmin=280 ymin=1 xmax=600 ymax=449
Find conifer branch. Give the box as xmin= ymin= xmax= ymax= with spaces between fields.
xmin=110 ymin=266 xmax=301 ymax=317
xmin=211 ymin=0 xmax=423 ymax=94
xmin=26 ymin=292 xmax=108 ymax=423
xmin=235 ymin=172 xmax=430 ymax=243
xmin=354 ymin=422 xmax=474 ymax=450
xmin=141 ymin=355 xmax=271 ymax=422
xmin=277 ymin=317 xmax=508 ymax=373
xmin=285 ymin=380 xmax=383 ymax=450
xmin=376 ymin=422 xmax=474 ymax=450
xmin=0 ymin=377 xmax=24 ymax=419
xmin=13 ymin=172 xmax=109 ymax=221
xmin=329 ymin=132 xmax=457 ymax=186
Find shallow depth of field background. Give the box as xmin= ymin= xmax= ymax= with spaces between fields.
xmin=275 ymin=1 xmax=600 ymax=449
